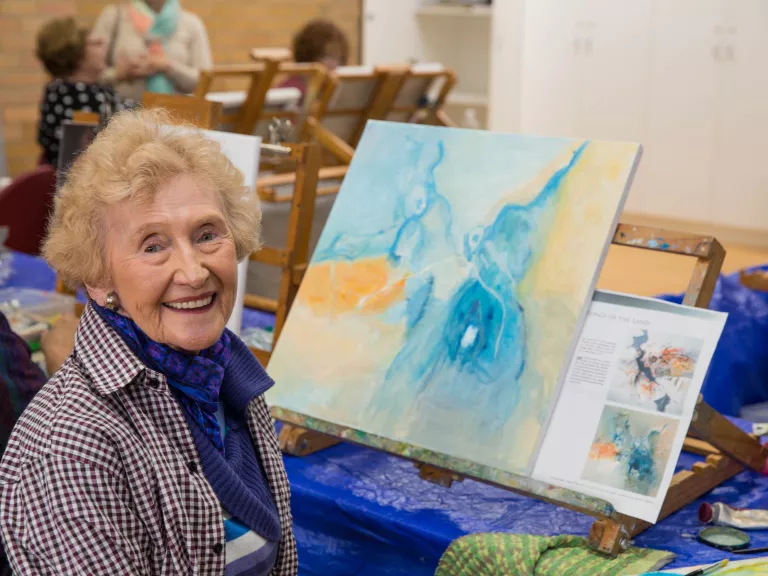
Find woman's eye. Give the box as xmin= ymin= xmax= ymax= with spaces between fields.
xmin=145 ymin=244 xmax=161 ymax=254
xmin=200 ymin=231 xmax=216 ymax=242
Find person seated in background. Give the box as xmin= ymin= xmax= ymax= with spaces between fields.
xmin=35 ymin=17 xmax=136 ymax=167
xmin=93 ymin=0 xmax=213 ymax=102
xmin=0 ymin=311 xmax=77 ymax=575
xmin=279 ymin=19 xmax=349 ymax=100
xmin=0 ymin=109 xmax=296 ymax=575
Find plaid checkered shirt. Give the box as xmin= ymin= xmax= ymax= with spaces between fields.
xmin=0 ymin=304 xmax=298 ymax=576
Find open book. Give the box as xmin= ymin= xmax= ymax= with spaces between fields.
xmin=534 ymin=290 xmax=726 ymax=522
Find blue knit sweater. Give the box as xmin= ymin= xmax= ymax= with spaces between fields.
xmin=180 ymin=335 xmax=281 ymax=543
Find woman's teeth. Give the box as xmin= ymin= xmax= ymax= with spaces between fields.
xmin=165 ymin=295 xmax=213 ymax=310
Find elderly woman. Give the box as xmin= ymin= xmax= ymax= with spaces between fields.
xmin=92 ymin=0 xmax=213 ymax=101
xmin=36 ymin=17 xmax=136 ymax=166
xmin=0 ymin=109 xmax=296 ymax=576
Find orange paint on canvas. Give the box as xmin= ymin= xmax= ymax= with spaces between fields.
xmin=299 ymin=257 xmax=405 ymax=316
xmin=589 ymin=441 xmax=619 ymax=461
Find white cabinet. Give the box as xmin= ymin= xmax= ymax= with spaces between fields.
xmin=711 ymin=0 xmax=768 ymax=230
xmin=362 ymin=1 xmax=503 ymax=129
xmin=520 ymin=0 xmax=653 ymax=213
xmin=362 ymin=0 xmax=768 ymax=233
xmin=640 ymin=0 xmax=720 ymax=223
xmin=362 ymin=0 xmax=423 ymax=66
xmin=520 ymin=0 xmax=582 ymax=138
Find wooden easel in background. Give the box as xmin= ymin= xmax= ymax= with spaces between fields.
xmin=272 ymin=224 xmax=768 ymax=556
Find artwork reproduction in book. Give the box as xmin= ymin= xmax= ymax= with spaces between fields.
xmin=533 ymin=290 xmax=727 ymax=523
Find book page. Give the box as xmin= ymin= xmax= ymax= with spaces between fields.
xmin=532 ymin=290 xmax=727 ymax=523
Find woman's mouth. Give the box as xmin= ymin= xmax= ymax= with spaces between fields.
xmin=163 ymin=293 xmax=216 ymax=312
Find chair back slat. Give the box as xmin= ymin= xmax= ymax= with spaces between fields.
xmin=142 ymin=93 xmax=222 ymax=129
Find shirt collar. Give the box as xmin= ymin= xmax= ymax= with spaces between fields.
xmin=74 ymin=303 xmax=160 ymax=396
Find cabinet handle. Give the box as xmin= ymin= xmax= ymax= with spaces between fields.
xmin=725 ymin=44 xmax=735 ymax=61
xmin=711 ymin=44 xmax=722 ymax=61
xmin=574 ymin=38 xmax=583 ymax=54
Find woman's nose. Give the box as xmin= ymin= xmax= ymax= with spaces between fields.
xmin=174 ymin=251 xmax=209 ymax=288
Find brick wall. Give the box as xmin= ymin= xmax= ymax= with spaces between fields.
xmin=0 ymin=0 xmax=360 ymax=176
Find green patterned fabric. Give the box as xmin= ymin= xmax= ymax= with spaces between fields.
xmin=435 ymin=534 xmax=674 ymax=576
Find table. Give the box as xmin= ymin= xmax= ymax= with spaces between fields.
xmin=2 ymin=250 xmax=274 ymax=333
xmin=5 ymin=251 xmax=768 ymax=574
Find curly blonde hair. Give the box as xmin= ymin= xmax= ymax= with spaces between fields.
xmin=43 ymin=108 xmax=261 ymax=289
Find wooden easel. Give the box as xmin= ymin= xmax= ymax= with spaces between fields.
xmin=274 ymin=223 xmax=768 ymax=556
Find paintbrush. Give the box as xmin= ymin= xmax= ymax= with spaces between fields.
xmin=684 ymin=559 xmax=728 ymax=576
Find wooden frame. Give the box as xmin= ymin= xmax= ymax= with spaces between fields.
xmin=252 ymin=62 xmax=333 ymax=146
xmin=142 ymin=93 xmax=222 ymax=128
xmin=244 ymin=142 xmax=321 ymax=366
xmin=255 ymin=66 xmax=405 ymax=200
xmin=272 ymin=223 xmax=768 ymax=555
xmin=384 ymin=64 xmax=457 ymax=126
xmin=195 ymin=62 xmax=279 ymax=134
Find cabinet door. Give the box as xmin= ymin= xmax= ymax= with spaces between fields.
xmin=519 ymin=0 xmax=584 ymax=138
xmin=488 ymin=0 xmax=525 ymax=132
xmin=639 ymin=0 xmax=721 ymax=223
xmin=576 ymin=0 xmax=652 ymax=141
xmin=711 ymin=0 xmax=768 ymax=231
xmin=577 ymin=0 xmax=653 ymax=213
xmin=362 ymin=0 xmax=422 ymax=66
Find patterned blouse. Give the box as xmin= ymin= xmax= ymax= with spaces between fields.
xmin=0 ymin=304 xmax=298 ymax=575
xmin=37 ymin=80 xmax=135 ymax=166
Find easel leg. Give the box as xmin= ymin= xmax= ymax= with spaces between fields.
xmin=588 ymin=454 xmax=743 ymax=556
xmin=415 ymin=463 xmax=465 ymax=488
xmin=278 ymin=423 xmax=341 ymax=456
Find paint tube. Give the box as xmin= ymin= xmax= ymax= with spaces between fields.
xmin=700 ymin=502 xmax=768 ymax=530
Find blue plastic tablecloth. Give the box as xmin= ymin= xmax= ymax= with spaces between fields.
xmin=5 ymin=250 xmax=768 ymax=574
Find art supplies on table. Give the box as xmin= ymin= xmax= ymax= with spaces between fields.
xmin=700 ymin=502 xmax=768 ymax=531
xmin=534 ymin=291 xmax=727 ymax=522
xmin=637 ymin=556 xmax=768 ymax=575
xmin=0 ymin=288 xmax=76 ymax=344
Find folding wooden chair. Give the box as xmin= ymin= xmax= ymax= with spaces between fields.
xmin=244 ymin=142 xmax=321 ymax=366
xmin=312 ymin=65 xmax=405 ymax=151
xmin=71 ymin=111 xmax=100 ymax=124
xmin=252 ymin=62 xmax=332 ymax=142
xmin=384 ymin=62 xmax=457 ymax=127
xmin=195 ymin=62 xmax=279 ymax=134
xmin=142 ymin=93 xmax=222 ymax=128
xmin=256 ymin=65 xmax=404 ymax=201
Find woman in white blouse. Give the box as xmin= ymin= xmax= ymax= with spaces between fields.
xmin=92 ymin=0 xmax=213 ymax=101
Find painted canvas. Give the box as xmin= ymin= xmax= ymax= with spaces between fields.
xmin=582 ymin=406 xmax=678 ymax=497
xmin=267 ymin=121 xmax=641 ymax=476
xmin=607 ymin=329 xmax=704 ymax=416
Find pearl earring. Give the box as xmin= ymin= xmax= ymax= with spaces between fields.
xmin=105 ymin=292 xmax=120 ymax=312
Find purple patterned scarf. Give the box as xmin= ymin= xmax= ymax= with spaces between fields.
xmin=93 ymin=302 xmax=231 ymax=453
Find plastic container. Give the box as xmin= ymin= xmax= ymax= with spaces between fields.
xmin=0 ymin=288 xmax=76 ymax=320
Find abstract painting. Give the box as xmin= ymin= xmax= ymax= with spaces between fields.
xmin=582 ymin=406 xmax=678 ymax=497
xmin=607 ymin=329 xmax=703 ymax=416
xmin=267 ymin=121 xmax=641 ymax=476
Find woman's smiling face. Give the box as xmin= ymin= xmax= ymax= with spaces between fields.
xmin=92 ymin=173 xmax=238 ymax=353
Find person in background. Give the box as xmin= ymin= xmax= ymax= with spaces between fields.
xmin=0 ymin=109 xmax=296 ymax=575
xmin=35 ymin=17 xmax=135 ymax=167
xmin=0 ymin=311 xmax=78 ymax=575
xmin=279 ymin=19 xmax=349 ymax=99
xmin=92 ymin=0 xmax=212 ymax=102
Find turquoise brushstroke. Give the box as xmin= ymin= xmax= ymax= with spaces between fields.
xmin=366 ymin=142 xmax=590 ymax=440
